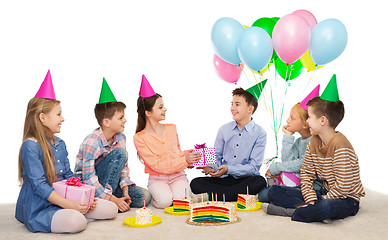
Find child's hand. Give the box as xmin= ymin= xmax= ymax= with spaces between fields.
xmin=185 ymin=149 xmax=202 ymax=165
xmin=265 ymin=169 xmax=276 ymax=178
xmin=123 ymin=192 xmax=132 ymax=205
xmin=88 ymin=198 xmax=98 ymax=212
xmin=297 ymin=201 xmax=315 ymax=208
xmin=196 ymin=166 xmax=215 ymax=175
xmin=210 ymin=165 xmax=228 ymax=177
xmin=110 ymin=195 xmax=131 ymax=212
xmin=282 ymin=125 xmax=294 ymax=135
xmin=69 ymin=201 xmax=89 ymax=214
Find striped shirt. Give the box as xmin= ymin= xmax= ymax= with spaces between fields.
xmin=74 ymin=127 xmax=133 ymax=200
xmin=300 ymin=132 xmax=365 ymax=203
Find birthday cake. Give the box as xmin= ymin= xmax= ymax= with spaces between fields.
xmin=135 ymin=207 xmax=152 ymax=224
xmin=173 ymin=198 xmax=192 ymax=212
xmin=190 ymin=201 xmax=237 ymax=223
xmin=237 ymin=194 xmax=256 ymax=209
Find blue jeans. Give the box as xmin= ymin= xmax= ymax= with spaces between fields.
xmin=95 ymin=148 xmax=151 ymax=208
xmin=258 ymin=187 xmax=270 ymax=203
xmin=268 ymin=185 xmax=360 ymax=222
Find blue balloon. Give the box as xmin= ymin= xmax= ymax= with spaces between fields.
xmin=211 ymin=17 xmax=244 ymax=65
xmin=309 ymin=19 xmax=348 ymax=65
xmin=237 ymin=27 xmax=273 ymax=72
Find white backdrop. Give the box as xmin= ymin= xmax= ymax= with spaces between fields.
xmin=1 ymin=0 xmax=386 ymax=203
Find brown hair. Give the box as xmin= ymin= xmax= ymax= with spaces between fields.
xmin=293 ymin=103 xmax=308 ymax=123
xmin=94 ymin=101 xmax=126 ymax=126
xmin=136 ymin=93 xmax=162 ymax=133
xmin=232 ymin=87 xmax=258 ymax=113
xmin=19 ymin=98 xmax=60 ymax=185
xmin=306 ymin=97 xmax=345 ymax=128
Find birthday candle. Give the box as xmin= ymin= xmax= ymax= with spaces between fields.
xmin=212 ymin=192 xmax=214 ymax=202
xmin=215 ymin=193 xmax=217 ymax=202
xmin=143 ymin=198 xmax=145 ymax=209
xmin=223 ymin=193 xmax=225 ymax=204
xmin=185 ymin=188 xmax=187 ymax=199
xmin=247 ymin=185 xmax=249 ymax=195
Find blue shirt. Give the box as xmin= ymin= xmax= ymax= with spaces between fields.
xmin=209 ymin=119 xmax=267 ymax=178
xmin=269 ymin=135 xmax=312 ymax=175
xmin=15 ymin=137 xmax=73 ymax=233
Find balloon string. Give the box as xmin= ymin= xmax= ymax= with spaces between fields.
xmin=270 ymin=84 xmax=279 ymax=156
xmin=240 ymin=65 xmax=250 ymax=86
xmin=278 ymin=80 xmax=289 ymax=135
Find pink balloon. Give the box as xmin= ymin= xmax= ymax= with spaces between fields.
xmin=292 ymin=9 xmax=317 ymax=30
xmin=272 ymin=14 xmax=311 ymax=64
xmin=213 ymin=54 xmax=243 ymax=84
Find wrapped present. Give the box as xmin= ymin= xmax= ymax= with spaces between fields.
xmin=274 ymin=172 xmax=301 ymax=187
xmin=192 ymin=143 xmax=216 ymax=166
xmin=53 ymin=177 xmax=95 ymax=208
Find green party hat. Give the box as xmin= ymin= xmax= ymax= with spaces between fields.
xmin=320 ymin=74 xmax=339 ymax=102
xmin=246 ymin=79 xmax=267 ymax=100
xmin=98 ymin=78 xmax=117 ymax=104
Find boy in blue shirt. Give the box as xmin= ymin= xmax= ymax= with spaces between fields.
xmin=190 ymin=88 xmax=267 ymax=201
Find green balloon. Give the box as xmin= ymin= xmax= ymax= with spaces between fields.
xmin=274 ymin=58 xmax=304 ymax=81
xmin=251 ymin=17 xmax=276 ymax=37
xmin=271 ymin=17 xmax=280 ymax=23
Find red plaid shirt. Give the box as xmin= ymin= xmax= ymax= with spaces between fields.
xmin=74 ymin=128 xmax=133 ymax=200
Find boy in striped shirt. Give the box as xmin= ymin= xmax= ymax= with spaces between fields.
xmin=263 ymin=75 xmax=365 ymax=223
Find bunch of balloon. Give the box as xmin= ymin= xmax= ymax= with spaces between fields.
xmin=210 ymin=11 xmax=348 ymax=158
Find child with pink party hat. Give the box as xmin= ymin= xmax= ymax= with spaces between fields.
xmin=258 ymin=85 xmax=322 ymax=202
xmin=16 ymin=70 xmax=117 ymax=233
xmin=262 ymin=75 xmax=365 ymax=223
xmin=133 ymin=75 xmax=201 ymax=208
xmin=74 ymin=78 xmax=151 ymax=212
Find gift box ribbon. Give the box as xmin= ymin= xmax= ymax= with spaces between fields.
xmin=65 ymin=177 xmax=83 ymax=187
xmin=194 ymin=143 xmax=207 ymax=160
xmin=194 ymin=143 xmax=207 ymax=149
xmin=63 ymin=177 xmax=93 ymax=208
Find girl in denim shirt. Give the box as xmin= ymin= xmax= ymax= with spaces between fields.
xmin=16 ymin=72 xmax=117 ymax=233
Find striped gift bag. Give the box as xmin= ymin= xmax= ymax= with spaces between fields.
xmin=274 ymin=172 xmax=301 ymax=187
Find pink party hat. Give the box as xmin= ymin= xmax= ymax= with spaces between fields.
xmin=139 ymin=75 xmax=156 ymax=97
xmin=300 ymin=84 xmax=320 ymax=110
xmin=35 ymin=70 xmax=56 ymax=100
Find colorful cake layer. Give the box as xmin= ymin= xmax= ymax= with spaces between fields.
xmin=135 ymin=207 xmax=152 ymax=224
xmin=190 ymin=202 xmax=237 ymax=222
xmin=237 ymin=194 xmax=256 ymax=209
xmin=173 ymin=198 xmax=192 ymax=212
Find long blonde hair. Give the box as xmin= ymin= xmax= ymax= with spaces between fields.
xmin=18 ymin=97 xmax=60 ymax=186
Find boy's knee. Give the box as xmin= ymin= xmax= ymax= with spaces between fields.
xmin=112 ymin=147 xmax=128 ymax=159
xmin=268 ymin=185 xmax=280 ymax=198
xmin=189 ymin=178 xmax=203 ymax=193
xmin=108 ymin=148 xmax=128 ymax=166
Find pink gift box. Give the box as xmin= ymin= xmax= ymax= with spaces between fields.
xmin=193 ymin=144 xmax=216 ymax=166
xmin=53 ymin=178 xmax=95 ymax=208
xmin=274 ymin=172 xmax=301 ymax=187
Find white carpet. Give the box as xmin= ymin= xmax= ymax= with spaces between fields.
xmin=1 ymin=188 xmax=388 ymax=240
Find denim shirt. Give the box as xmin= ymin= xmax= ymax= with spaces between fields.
xmin=209 ymin=119 xmax=267 ymax=178
xmin=15 ymin=136 xmax=73 ymax=233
